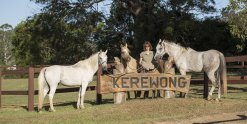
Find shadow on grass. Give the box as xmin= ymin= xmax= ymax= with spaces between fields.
xmin=30 ymin=98 xmax=115 ymax=112
xmin=193 ymin=114 xmax=247 ymax=124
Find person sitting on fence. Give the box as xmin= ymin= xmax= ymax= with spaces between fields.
xmin=138 ymin=41 xmax=157 ymax=98
xmin=139 ymin=41 xmax=155 ymax=72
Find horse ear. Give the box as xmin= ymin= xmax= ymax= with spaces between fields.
xmin=105 ymin=49 xmax=108 ymax=54
xmin=125 ymin=43 xmax=128 ymax=47
xmin=99 ymin=50 xmax=102 ymax=53
xmin=161 ymin=40 xmax=165 ymax=46
xmin=159 ymin=39 xmax=161 ymax=43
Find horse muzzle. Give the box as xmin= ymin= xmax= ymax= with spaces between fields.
xmin=154 ymin=54 xmax=161 ymax=61
xmin=102 ymin=64 xmax=108 ymax=71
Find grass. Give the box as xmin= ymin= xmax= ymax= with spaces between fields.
xmin=0 ymin=78 xmax=247 ymax=124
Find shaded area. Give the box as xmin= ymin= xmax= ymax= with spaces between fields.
xmin=193 ymin=114 xmax=247 ymax=124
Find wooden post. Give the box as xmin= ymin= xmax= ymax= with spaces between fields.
xmin=158 ymin=59 xmax=164 ymax=73
xmin=0 ymin=70 xmax=2 ymax=108
xmin=203 ymin=72 xmax=209 ymax=99
xmin=28 ymin=67 xmax=34 ymax=111
xmin=96 ymin=65 xmax=102 ymax=104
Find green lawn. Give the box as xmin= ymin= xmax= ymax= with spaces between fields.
xmin=0 ymin=78 xmax=247 ymax=124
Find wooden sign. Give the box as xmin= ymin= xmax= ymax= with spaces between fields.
xmin=99 ymin=73 xmax=191 ymax=94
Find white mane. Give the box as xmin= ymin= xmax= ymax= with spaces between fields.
xmin=164 ymin=40 xmax=193 ymax=53
xmin=73 ymin=52 xmax=99 ymax=68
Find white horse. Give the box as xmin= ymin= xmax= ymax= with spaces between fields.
xmin=154 ymin=39 xmax=227 ymax=100
xmin=38 ymin=50 xmax=108 ymax=112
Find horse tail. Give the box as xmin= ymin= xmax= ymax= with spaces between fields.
xmin=38 ymin=68 xmax=46 ymax=111
xmin=219 ymin=53 xmax=227 ymax=94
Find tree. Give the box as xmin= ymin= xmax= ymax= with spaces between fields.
xmin=0 ymin=24 xmax=15 ymax=65
xmin=109 ymin=0 xmax=218 ymax=55
xmin=12 ymin=0 xmax=106 ymax=65
xmin=12 ymin=0 xmax=238 ymax=65
xmin=222 ymin=0 xmax=247 ymax=54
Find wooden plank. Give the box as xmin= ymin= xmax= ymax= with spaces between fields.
xmin=226 ymin=65 xmax=247 ymax=69
xmin=2 ymin=86 xmax=96 ymax=96
xmin=34 ymin=86 xmax=95 ymax=95
xmin=227 ymin=80 xmax=247 ymax=84
xmin=2 ymin=91 xmax=28 ymax=95
xmin=2 ymin=70 xmax=28 ymax=75
xmin=228 ymin=76 xmax=247 ymax=80
xmin=225 ymin=55 xmax=247 ymax=62
xmin=99 ymin=73 xmax=191 ymax=94
xmin=34 ymin=68 xmax=43 ymax=73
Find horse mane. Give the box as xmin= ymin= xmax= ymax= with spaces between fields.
xmin=164 ymin=40 xmax=192 ymax=52
xmin=72 ymin=52 xmax=99 ymax=68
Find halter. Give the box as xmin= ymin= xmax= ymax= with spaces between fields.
xmin=99 ymin=60 xmax=107 ymax=65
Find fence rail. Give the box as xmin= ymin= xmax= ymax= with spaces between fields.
xmin=0 ymin=67 xmax=98 ymax=111
xmin=0 ymin=55 xmax=246 ymax=111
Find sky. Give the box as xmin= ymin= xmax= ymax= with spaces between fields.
xmin=0 ymin=0 xmax=229 ymax=28
xmin=0 ymin=0 xmax=42 ymax=27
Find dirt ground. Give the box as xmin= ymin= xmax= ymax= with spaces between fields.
xmin=156 ymin=111 xmax=247 ymax=124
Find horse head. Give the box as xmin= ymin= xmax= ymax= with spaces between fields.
xmin=154 ymin=39 xmax=167 ymax=60
xmin=99 ymin=50 xmax=108 ymax=70
xmin=120 ymin=43 xmax=131 ymax=61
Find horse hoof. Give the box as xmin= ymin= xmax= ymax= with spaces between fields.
xmin=215 ymin=98 xmax=221 ymax=102
xmin=207 ymin=96 xmax=213 ymax=101
xmin=38 ymin=108 xmax=42 ymax=113
xmin=79 ymin=105 xmax=85 ymax=109
xmin=49 ymin=108 xmax=56 ymax=112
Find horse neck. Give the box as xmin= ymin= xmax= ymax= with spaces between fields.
xmin=121 ymin=52 xmax=131 ymax=62
xmin=88 ymin=52 xmax=99 ymax=72
xmin=75 ymin=52 xmax=99 ymax=72
xmin=166 ymin=43 xmax=187 ymax=60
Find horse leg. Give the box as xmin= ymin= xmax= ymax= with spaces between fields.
xmin=216 ymin=83 xmax=221 ymax=101
xmin=48 ymin=85 xmax=57 ymax=112
xmin=216 ymin=70 xmax=221 ymax=101
xmin=127 ymin=91 xmax=131 ymax=99
xmin=159 ymin=90 xmax=164 ymax=98
xmin=79 ymin=83 xmax=88 ymax=109
xmin=152 ymin=90 xmax=156 ymax=99
xmin=77 ymin=86 xmax=82 ymax=109
xmin=207 ymin=71 xmax=216 ymax=100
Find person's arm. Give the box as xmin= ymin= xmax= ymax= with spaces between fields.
xmin=139 ymin=57 xmax=143 ymax=64
xmin=139 ymin=52 xmax=143 ymax=64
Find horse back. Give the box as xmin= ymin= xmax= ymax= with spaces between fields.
xmin=44 ymin=65 xmax=93 ymax=86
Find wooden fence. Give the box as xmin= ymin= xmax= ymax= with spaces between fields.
xmin=0 ymin=67 xmax=96 ymax=111
xmin=192 ymin=55 xmax=247 ymax=98
xmin=0 ymin=55 xmax=246 ymax=111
